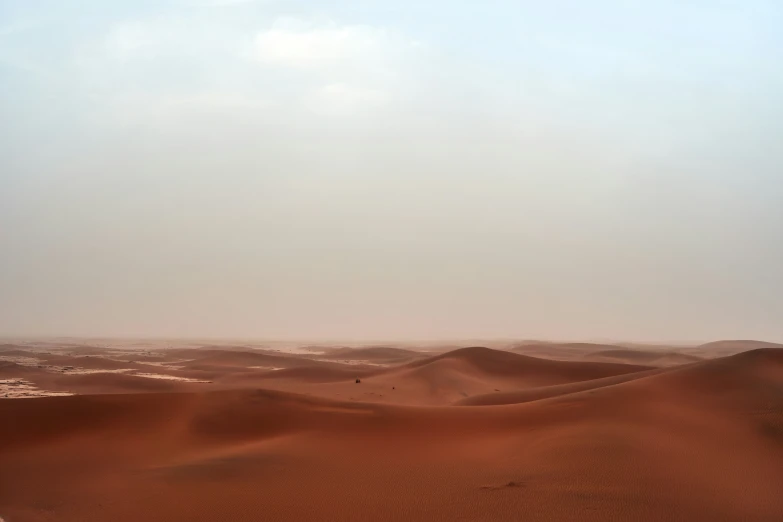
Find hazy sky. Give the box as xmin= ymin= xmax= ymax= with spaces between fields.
xmin=1 ymin=0 xmax=782 ymax=342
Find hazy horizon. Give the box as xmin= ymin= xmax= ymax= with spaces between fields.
xmin=1 ymin=334 xmax=780 ymax=348
xmin=2 ymin=1 xmax=782 ymax=342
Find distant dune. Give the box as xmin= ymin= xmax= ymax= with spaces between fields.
xmin=511 ymin=342 xmax=629 ymax=360
xmin=319 ymin=346 xmax=429 ymax=363
xmin=586 ymin=349 xmax=702 ymax=366
xmin=692 ymin=340 xmax=783 ymax=356
xmin=456 ymin=367 xmax=667 ymax=406
xmin=244 ymin=346 xmax=654 ymax=406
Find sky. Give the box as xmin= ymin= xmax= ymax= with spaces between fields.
xmin=1 ymin=0 xmax=782 ymax=342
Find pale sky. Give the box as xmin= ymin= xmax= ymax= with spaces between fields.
xmin=1 ymin=0 xmax=782 ymax=342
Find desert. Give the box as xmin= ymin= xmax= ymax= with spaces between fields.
xmin=1 ymin=339 xmax=782 ymax=521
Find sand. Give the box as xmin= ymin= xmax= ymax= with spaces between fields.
xmin=0 ymin=340 xmax=781 ymax=521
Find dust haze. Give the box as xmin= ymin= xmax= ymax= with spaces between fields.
xmin=2 ymin=1 xmax=782 ymax=342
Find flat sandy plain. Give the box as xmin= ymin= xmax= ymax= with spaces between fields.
xmin=1 ymin=338 xmax=782 ymax=521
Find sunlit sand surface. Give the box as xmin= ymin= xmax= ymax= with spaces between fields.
xmin=0 ymin=379 xmax=73 ymax=398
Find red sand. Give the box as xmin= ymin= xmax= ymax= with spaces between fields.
xmin=1 ymin=342 xmax=782 ymax=521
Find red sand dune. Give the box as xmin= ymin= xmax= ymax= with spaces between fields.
xmin=456 ymin=366 xmax=668 ymax=405
xmin=511 ymin=341 xmax=632 ymax=361
xmin=249 ymin=346 xmax=653 ymax=406
xmin=170 ymin=349 xmax=318 ymax=369
xmin=585 ymin=348 xmax=703 ymax=366
xmin=319 ymin=346 xmax=430 ymax=363
xmin=1 ymin=344 xmax=782 ymax=521
xmin=406 ymin=346 xmax=651 ymax=376
xmin=690 ymin=340 xmax=783 ymax=357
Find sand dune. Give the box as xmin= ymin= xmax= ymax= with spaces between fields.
xmin=691 ymin=340 xmax=783 ymax=357
xmin=231 ymin=365 xmax=381 ymax=383
xmin=0 ymin=361 xmax=39 ymax=377
xmin=170 ymin=349 xmax=315 ymax=369
xmin=1 ymin=343 xmax=781 ymax=521
xmin=456 ymin=367 xmax=668 ymax=405
xmin=246 ymin=346 xmax=653 ymax=406
xmin=319 ymin=346 xmax=430 ymax=364
xmin=411 ymin=345 xmax=651 ymax=373
xmin=586 ymin=348 xmax=702 ymax=366
xmin=510 ymin=341 xmax=653 ymax=362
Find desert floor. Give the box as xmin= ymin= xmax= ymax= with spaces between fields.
xmin=1 ymin=338 xmax=782 ymax=521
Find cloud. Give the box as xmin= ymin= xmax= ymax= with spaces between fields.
xmin=254 ymin=17 xmax=413 ymax=70
xmin=63 ymin=12 xmax=425 ymax=125
xmin=250 ymin=17 xmax=424 ymax=113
